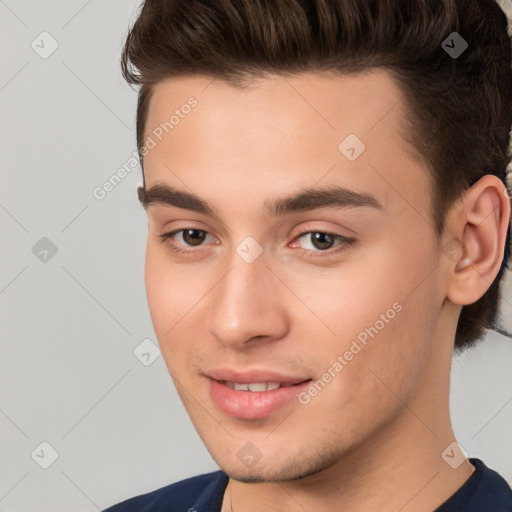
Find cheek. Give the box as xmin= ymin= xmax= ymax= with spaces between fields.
xmin=144 ymin=247 xmax=205 ymax=382
xmin=286 ymin=243 xmax=428 ymax=339
xmin=144 ymin=242 xmax=202 ymax=345
xmin=288 ymin=234 xmax=439 ymax=364
xmin=302 ymin=238 xmax=440 ymax=407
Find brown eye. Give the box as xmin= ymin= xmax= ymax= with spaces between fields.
xmin=181 ymin=229 xmax=207 ymax=246
xmin=295 ymin=231 xmax=353 ymax=251
xmin=157 ymin=228 xmax=214 ymax=254
xmin=309 ymin=232 xmax=335 ymax=250
xmin=292 ymin=230 xmax=356 ymax=258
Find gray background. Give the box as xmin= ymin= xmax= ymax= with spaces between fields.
xmin=1 ymin=1 xmax=511 ymax=510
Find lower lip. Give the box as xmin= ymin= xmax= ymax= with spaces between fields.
xmin=208 ymin=378 xmax=312 ymax=420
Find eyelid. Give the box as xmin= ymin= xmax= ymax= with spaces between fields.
xmin=158 ymin=228 xmax=217 ymax=253
xmin=292 ymin=230 xmax=355 ymax=246
xmin=291 ymin=230 xmax=356 ymax=258
xmin=158 ymin=226 xmax=356 ymax=258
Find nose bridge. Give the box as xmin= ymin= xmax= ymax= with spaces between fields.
xmin=206 ymin=243 xmax=288 ymax=346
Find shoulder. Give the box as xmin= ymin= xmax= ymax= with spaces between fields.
xmin=102 ymin=469 xmax=229 ymax=512
xmin=437 ymin=458 xmax=512 ymax=511
xmin=471 ymin=458 xmax=512 ymax=510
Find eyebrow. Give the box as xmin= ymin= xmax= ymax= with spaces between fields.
xmin=137 ymin=182 xmax=383 ymax=218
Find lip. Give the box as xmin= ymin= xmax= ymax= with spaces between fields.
xmin=207 ymin=376 xmax=313 ymax=420
xmin=205 ymin=368 xmax=310 ymax=385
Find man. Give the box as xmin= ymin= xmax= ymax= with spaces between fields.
xmin=103 ymin=0 xmax=512 ymax=510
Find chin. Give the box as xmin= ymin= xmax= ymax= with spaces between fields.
xmin=216 ymin=448 xmax=339 ymax=483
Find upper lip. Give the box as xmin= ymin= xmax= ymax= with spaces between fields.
xmin=206 ymin=368 xmax=312 ymax=385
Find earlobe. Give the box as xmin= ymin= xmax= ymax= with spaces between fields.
xmin=445 ymin=175 xmax=510 ymax=306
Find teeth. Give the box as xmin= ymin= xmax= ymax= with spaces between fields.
xmin=225 ymin=381 xmax=282 ymax=391
xmin=248 ymin=382 xmax=268 ymax=392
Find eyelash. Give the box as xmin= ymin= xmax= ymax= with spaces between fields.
xmin=157 ymin=228 xmax=356 ymax=258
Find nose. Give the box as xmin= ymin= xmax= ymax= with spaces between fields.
xmin=206 ymin=248 xmax=290 ymax=349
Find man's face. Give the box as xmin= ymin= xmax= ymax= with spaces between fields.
xmin=142 ymin=70 xmax=446 ymax=481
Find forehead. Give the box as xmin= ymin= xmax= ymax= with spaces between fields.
xmin=142 ymin=70 xmax=429 ymax=222
xmin=145 ymin=69 xmax=406 ymax=147
xmin=144 ymin=69 xmax=416 ymax=166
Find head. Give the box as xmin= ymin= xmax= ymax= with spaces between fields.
xmin=121 ymin=0 xmax=512 ymax=481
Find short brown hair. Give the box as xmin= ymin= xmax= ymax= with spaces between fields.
xmin=120 ymin=0 xmax=512 ymax=351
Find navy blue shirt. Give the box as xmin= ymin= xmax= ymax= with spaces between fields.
xmin=102 ymin=458 xmax=512 ymax=511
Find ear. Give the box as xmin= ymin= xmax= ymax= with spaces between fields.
xmin=444 ymin=174 xmax=511 ymax=306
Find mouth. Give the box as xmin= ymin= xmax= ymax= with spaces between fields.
xmin=208 ymin=377 xmax=313 ymax=420
xmin=219 ymin=380 xmax=310 ymax=391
